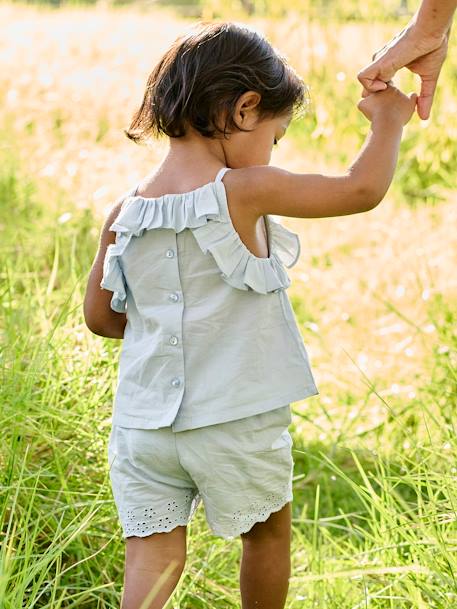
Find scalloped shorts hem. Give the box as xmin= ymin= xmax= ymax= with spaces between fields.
xmin=210 ymin=489 xmax=294 ymax=540
xmin=108 ymin=405 xmax=294 ymax=539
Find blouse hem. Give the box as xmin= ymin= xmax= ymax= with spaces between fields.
xmin=110 ymin=383 xmax=319 ymax=431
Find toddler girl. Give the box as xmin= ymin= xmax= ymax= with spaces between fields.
xmin=84 ymin=20 xmax=416 ymax=609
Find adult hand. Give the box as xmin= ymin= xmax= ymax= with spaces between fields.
xmin=357 ymin=24 xmax=450 ymax=120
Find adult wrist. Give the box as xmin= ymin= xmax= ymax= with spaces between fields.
xmin=409 ymin=11 xmax=450 ymax=48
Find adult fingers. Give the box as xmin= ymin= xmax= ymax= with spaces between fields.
xmin=360 ymin=79 xmax=393 ymax=98
xmin=357 ymin=26 xmax=412 ymax=92
xmin=357 ymin=56 xmax=397 ymax=92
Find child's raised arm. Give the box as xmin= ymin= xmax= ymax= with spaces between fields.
xmin=239 ymin=85 xmax=417 ymax=219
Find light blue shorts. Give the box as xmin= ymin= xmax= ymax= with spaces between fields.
xmin=107 ymin=405 xmax=294 ymax=540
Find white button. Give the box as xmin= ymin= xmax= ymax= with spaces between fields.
xmin=171 ymin=377 xmax=181 ymax=388
xmin=169 ymin=335 xmax=178 ymax=345
xmin=165 ymin=249 xmax=175 ymax=258
xmin=168 ymin=292 xmax=179 ymax=302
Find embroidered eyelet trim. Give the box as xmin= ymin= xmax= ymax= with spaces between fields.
xmin=212 ymin=489 xmax=293 ymax=539
xmin=120 ymin=493 xmax=199 ymax=537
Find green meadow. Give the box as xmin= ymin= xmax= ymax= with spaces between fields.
xmin=1 ymin=1 xmax=456 ymax=607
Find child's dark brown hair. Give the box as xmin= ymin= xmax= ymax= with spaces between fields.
xmin=124 ymin=21 xmax=309 ymax=144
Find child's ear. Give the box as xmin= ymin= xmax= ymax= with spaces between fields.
xmin=236 ymin=91 xmax=261 ymax=124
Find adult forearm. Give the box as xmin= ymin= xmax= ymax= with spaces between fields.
xmin=412 ymin=0 xmax=456 ymax=39
xmin=348 ymin=117 xmax=403 ymax=206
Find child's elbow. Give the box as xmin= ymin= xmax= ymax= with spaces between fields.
xmin=83 ymin=296 xmax=105 ymax=336
xmin=363 ymin=193 xmax=384 ymax=212
xmin=84 ymin=315 xmax=118 ymax=338
xmin=355 ymin=184 xmax=385 ymax=212
xmin=84 ymin=307 xmax=127 ymax=340
xmin=83 ymin=292 xmax=126 ymax=338
xmin=83 ymin=310 xmax=104 ymax=336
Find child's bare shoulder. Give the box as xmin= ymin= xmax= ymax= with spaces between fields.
xmin=223 ymin=165 xmax=292 ymax=217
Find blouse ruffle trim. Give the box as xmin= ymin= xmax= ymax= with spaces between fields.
xmin=100 ymin=181 xmax=301 ymax=308
xmin=100 ymin=235 xmax=130 ymax=313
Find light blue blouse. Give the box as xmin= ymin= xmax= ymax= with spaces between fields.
xmin=100 ymin=167 xmax=319 ymax=431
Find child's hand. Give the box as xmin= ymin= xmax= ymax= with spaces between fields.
xmin=357 ymin=84 xmax=418 ymax=126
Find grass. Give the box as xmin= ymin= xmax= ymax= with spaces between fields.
xmin=1 ymin=2 xmax=456 ymax=608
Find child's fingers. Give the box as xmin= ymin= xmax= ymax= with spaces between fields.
xmin=405 ymin=92 xmax=418 ymax=120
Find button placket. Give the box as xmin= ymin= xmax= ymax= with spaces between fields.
xmin=165 ymin=236 xmax=184 ymax=392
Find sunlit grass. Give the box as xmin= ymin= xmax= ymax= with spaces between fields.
xmin=1 ymin=3 xmax=456 ymax=608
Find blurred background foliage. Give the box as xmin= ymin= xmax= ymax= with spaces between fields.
xmin=7 ymin=0 xmax=414 ymax=21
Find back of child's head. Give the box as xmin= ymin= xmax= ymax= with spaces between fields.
xmin=124 ymin=21 xmax=308 ymax=145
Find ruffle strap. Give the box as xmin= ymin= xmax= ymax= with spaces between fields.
xmin=100 ymin=232 xmax=131 ymax=313
xmin=267 ymin=217 xmax=301 ymax=268
xmin=99 ymin=178 xmax=302 ymax=308
xmin=100 ymin=184 xmax=223 ymax=312
xmin=191 ymin=214 xmax=299 ymax=294
xmin=99 ymin=184 xmax=139 ymax=314
xmin=110 ymin=186 xmax=222 ymax=236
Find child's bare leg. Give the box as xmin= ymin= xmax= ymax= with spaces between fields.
xmin=239 ymin=502 xmax=292 ymax=609
xmin=121 ymin=525 xmax=187 ymax=609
